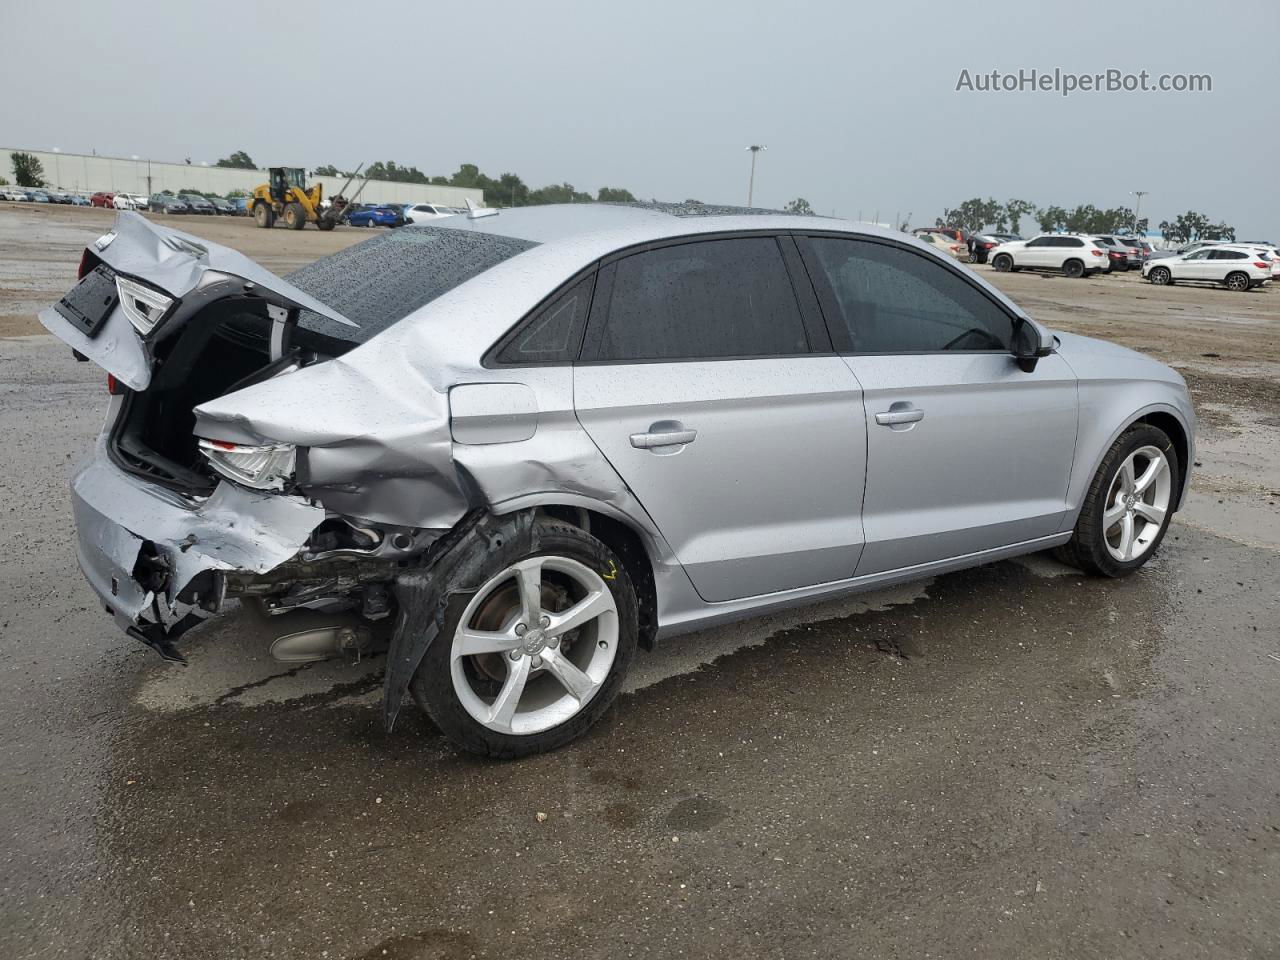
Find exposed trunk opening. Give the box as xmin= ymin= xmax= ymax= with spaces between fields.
xmin=108 ymin=299 xmax=348 ymax=493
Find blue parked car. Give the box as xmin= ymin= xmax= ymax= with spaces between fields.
xmin=346 ymin=204 xmax=405 ymax=228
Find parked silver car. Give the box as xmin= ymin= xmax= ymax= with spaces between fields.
xmin=41 ymin=205 xmax=1195 ymax=757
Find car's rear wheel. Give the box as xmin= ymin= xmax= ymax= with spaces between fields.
xmin=1062 ymin=259 xmax=1085 ymax=278
xmin=1056 ymin=424 xmax=1179 ymax=577
xmin=1225 ymin=271 xmax=1251 ymax=292
xmin=410 ymin=520 xmax=639 ymax=758
xmin=992 ymin=253 xmax=1013 ymax=272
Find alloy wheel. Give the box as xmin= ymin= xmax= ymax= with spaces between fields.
xmin=449 ymin=555 xmax=619 ymax=735
xmin=1103 ymin=445 xmax=1172 ymax=562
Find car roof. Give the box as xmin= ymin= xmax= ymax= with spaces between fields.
xmin=438 ymin=201 xmax=889 ymax=260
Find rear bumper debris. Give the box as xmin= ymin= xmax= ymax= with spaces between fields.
xmin=72 ymin=439 xmax=326 ymax=655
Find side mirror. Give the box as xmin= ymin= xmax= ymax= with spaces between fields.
xmin=1011 ymin=317 xmax=1053 ymax=372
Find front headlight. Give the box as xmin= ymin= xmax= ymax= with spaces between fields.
xmin=116 ymin=275 xmax=174 ymax=334
xmin=197 ymin=439 xmax=296 ymax=491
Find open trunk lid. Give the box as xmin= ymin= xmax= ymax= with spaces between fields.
xmin=38 ymin=211 xmax=358 ymax=391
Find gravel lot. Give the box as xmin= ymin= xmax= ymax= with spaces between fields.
xmin=1 ymin=203 xmax=1277 ymax=960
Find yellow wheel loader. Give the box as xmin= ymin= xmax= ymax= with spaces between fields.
xmin=249 ymin=165 xmax=366 ymax=231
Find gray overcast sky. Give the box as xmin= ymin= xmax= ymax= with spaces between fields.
xmin=3 ymin=0 xmax=1277 ymax=236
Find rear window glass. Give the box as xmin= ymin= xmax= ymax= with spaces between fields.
xmin=287 ymin=225 xmax=538 ymax=344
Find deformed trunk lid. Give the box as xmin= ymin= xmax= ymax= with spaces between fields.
xmin=38 ymin=211 xmax=358 ymax=390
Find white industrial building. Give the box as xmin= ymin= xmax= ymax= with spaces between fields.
xmin=0 ymin=147 xmax=484 ymax=207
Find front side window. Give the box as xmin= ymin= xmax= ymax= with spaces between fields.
xmin=594 ymin=237 xmax=809 ymax=361
xmin=804 ymin=236 xmax=1015 ymax=353
xmin=1026 ymin=236 xmax=1050 ymax=247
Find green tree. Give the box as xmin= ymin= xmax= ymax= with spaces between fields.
xmin=1159 ymin=211 xmax=1215 ymax=244
xmin=1036 ymin=205 xmax=1068 ymax=232
xmin=313 ymin=164 xmax=355 ymax=177
xmin=784 ymin=197 xmax=814 ymax=215
xmin=938 ymin=197 xmax=1003 ymax=234
xmin=363 ymin=160 xmax=430 ymax=184
xmin=598 ymin=186 xmax=637 ymax=203
xmin=1201 ymin=221 xmax=1235 ymax=241
xmin=214 ymin=150 xmax=256 ymax=169
xmin=225 ymin=189 xmax=248 ymax=198
xmin=526 ymin=182 xmax=592 ymax=205
xmin=11 ymin=151 xmax=45 ymax=187
xmin=1002 ymin=199 xmax=1036 ymax=234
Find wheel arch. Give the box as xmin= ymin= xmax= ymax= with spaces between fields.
xmin=1068 ymin=400 xmax=1195 ymax=525
xmin=491 ymin=497 xmax=662 ymax=652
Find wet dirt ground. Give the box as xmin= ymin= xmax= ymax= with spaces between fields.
xmin=1 ymin=204 xmax=1278 ymax=959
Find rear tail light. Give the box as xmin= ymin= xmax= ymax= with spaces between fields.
xmin=106 ymin=373 xmax=119 ymax=395
xmin=1091 ymin=249 xmax=1104 ymax=257
xmin=1255 ymin=262 xmax=1269 ymax=269
xmin=198 ymin=439 xmax=297 ymax=491
xmin=115 ymin=276 xmax=174 ymax=334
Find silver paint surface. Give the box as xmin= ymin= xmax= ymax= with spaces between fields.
xmin=45 ymin=204 xmax=1195 ymax=646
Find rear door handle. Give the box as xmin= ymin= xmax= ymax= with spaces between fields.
xmin=630 ymin=422 xmax=697 ymax=449
xmin=875 ymin=407 xmax=925 ymax=426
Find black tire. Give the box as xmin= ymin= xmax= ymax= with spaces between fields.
xmin=1055 ymin=424 xmax=1180 ymax=578
xmin=1225 ymin=271 xmax=1250 ymax=292
xmin=992 ymin=253 xmax=1013 ymax=272
xmin=253 ymin=202 xmax=274 ymax=228
xmin=410 ymin=519 xmax=639 ymax=759
xmin=1148 ymin=266 xmax=1172 ymax=285
xmin=284 ymin=202 xmax=307 ymax=230
xmin=316 ymin=217 xmax=335 ymax=232
xmin=1062 ymin=259 xmax=1085 ymax=279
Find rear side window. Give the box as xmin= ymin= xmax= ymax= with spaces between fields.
xmin=803 ymin=236 xmax=1015 ymax=353
xmin=494 ymin=275 xmax=594 ymax=364
xmin=1211 ymin=250 xmax=1246 ymax=260
xmin=594 ymin=237 xmax=809 ymax=361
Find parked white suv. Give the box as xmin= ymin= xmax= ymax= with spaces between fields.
xmin=1142 ymin=245 xmax=1272 ymax=291
xmin=989 ymin=234 xmax=1109 ymax=278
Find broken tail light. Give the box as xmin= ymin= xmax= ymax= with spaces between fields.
xmin=197 ymin=439 xmax=296 ymax=491
xmin=115 ymin=275 xmax=174 ymax=334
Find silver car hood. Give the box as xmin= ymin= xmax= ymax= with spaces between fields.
xmin=37 ymin=211 xmax=356 ymax=391
xmin=1051 ymin=330 xmax=1186 ymax=385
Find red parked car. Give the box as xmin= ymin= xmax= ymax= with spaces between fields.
xmin=89 ymin=192 xmax=115 ymax=208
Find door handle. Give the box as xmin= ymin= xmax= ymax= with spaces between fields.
xmin=630 ymin=422 xmax=697 ymax=449
xmin=875 ymin=407 xmax=925 ymax=426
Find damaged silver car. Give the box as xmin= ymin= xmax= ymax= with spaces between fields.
xmin=42 ymin=203 xmax=1195 ymax=757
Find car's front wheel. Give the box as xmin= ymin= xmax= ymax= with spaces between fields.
xmin=410 ymin=520 xmax=639 ymax=758
xmin=992 ymin=253 xmax=1013 ymax=272
xmin=1056 ymin=424 xmax=1179 ymax=577
xmin=1148 ymin=266 xmax=1172 ymax=285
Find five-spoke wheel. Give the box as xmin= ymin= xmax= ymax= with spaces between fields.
xmin=1057 ymin=424 xmax=1180 ymax=577
xmin=410 ymin=520 xmax=638 ymax=758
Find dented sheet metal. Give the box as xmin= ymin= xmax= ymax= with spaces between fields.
xmin=39 ymin=212 xmax=357 ymax=391
xmin=71 ymin=442 xmax=325 ymax=623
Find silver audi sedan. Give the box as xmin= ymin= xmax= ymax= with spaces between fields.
xmin=42 ymin=203 xmax=1195 ymax=757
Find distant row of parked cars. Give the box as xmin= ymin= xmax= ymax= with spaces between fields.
xmin=344 ymin=201 xmax=468 ymax=228
xmin=914 ymin=227 xmax=1276 ymax=292
xmin=89 ymin=192 xmax=247 ymax=216
xmin=1 ymin=187 xmax=91 ymax=204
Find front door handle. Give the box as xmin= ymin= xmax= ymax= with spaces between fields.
xmin=630 ymin=421 xmax=697 ymax=450
xmin=875 ymin=406 xmax=925 ymax=426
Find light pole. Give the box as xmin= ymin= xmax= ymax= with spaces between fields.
xmin=1132 ymin=190 xmax=1148 ymax=233
xmin=745 ymin=145 xmax=766 ymax=206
